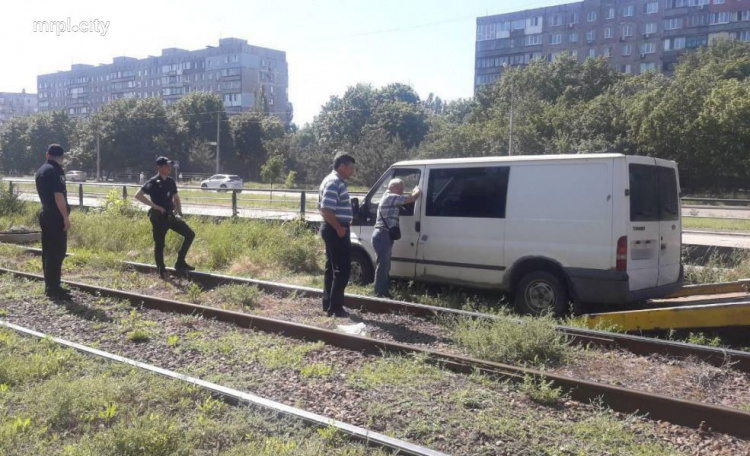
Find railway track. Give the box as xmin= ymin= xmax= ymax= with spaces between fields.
xmin=0 ymin=319 xmax=445 ymax=456
xmin=5 ymin=244 xmax=750 ymax=373
xmin=1 ymin=266 xmax=748 ymax=440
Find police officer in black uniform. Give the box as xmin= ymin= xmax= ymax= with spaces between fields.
xmin=134 ymin=156 xmax=195 ymax=278
xmin=35 ymin=144 xmax=71 ymax=299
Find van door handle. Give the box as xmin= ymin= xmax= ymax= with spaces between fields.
xmin=421 ymin=235 xmax=429 ymax=241
xmin=661 ymin=243 xmax=666 ymax=250
xmin=415 ymin=221 xmax=421 ymax=232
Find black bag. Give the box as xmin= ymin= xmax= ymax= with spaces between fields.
xmin=378 ymin=203 xmax=401 ymax=241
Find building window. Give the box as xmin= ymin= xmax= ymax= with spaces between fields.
xmin=641 ymin=42 xmax=657 ymax=54
xmin=623 ymin=5 xmax=634 ymax=17
xmin=645 ymin=2 xmax=659 ymax=14
xmin=525 ymin=34 xmax=542 ymax=46
xmin=569 ymin=13 xmax=579 ymax=24
xmin=710 ymin=12 xmax=730 ymax=24
xmin=511 ymin=19 xmax=525 ymax=30
xmin=587 ymin=11 xmax=597 ymax=22
xmin=529 ymin=16 xmax=540 ymax=27
xmin=664 ymin=18 xmax=683 ymax=30
xmin=644 ymin=23 xmax=658 ymax=35
xmin=640 ymin=62 xmax=657 ymax=73
xmin=690 ymin=13 xmax=710 ymax=26
xmin=713 ymin=0 xmax=725 ymax=4
xmin=550 ymin=33 xmax=563 ymax=45
xmin=664 ymin=37 xmax=686 ymax=50
xmin=588 ymin=48 xmax=597 ymax=58
xmin=686 ymin=35 xmax=708 ymax=48
xmin=742 ymin=11 xmax=750 ymax=21
xmin=623 ymin=25 xmax=634 ymax=37
xmin=740 ymin=31 xmax=750 ymax=42
xmin=569 ymin=32 xmax=579 ymax=43
xmin=622 ymin=44 xmax=634 ymax=56
xmin=603 ymin=47 xmax=612 ymax=57
xmin=548 ymin=15 xmax=563 ymax=26
xmin=586 ymin=30 xmax=597 ymax=42
xmin=604 ymin=27 xmax=613 ymax=39
xmin=607 ymin=8 xmax=615 ymax=19
xmin=622 ymin=64 xmax=632 ymax=73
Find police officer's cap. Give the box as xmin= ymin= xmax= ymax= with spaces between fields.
xmin=47 ymin=144 xmax=65 ymax=156
xmin=155 ymin=156 xmax=173 ymax=166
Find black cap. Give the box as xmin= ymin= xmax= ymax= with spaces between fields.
xmin=155 ymin=156 xmax=173 ymax=166
xmin=48 ymin=144 xmax=65 ymax=156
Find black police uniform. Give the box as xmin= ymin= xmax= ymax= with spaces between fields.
xmin=35 ymin=159 xmax=70 ymax=295
xmin=140 ymin=175 xmax=195 ymax=271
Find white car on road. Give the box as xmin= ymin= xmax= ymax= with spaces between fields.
xmin=200 ymin=174 xmax=244 ymax=192
xmin=65 ymin=171 xmax=87 ymax=182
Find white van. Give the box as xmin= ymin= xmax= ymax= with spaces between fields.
xmin=349 ymin=154 xmax=683 ymax=315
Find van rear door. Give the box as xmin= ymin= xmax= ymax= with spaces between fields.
xmin=627 ymin=157 xmax=661 ymax=290
xmin=655 ymin=160 xmax=681 ymax=287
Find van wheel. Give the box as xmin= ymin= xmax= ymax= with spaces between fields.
xmin=219 ymin=185 xmax=227 ymax=192
xmin=514 ymin=271 xmax=569 ymax=317
xmin=350 ymin=249 xmax=374 ymax=285
xmin=201 ymin=184 xmax=208 ymax=190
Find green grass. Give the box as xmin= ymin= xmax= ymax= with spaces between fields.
xmin=683 ymin=216 xmax=750 ymax=232
xmin=213 ymin=284 xmax=262 ymax=311
xmin=0 ymin=328 xmax=381 ymax=456
xmin=347 ymin=354 xmax=445 ymax=390
xmin=446 ymin=315 xmax=573 ymax=367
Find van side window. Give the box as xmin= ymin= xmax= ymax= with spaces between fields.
xmin=367 ymin=168 xmax=421 ymax=224
xmin=426 ymin=167 xmax=510 ymax=218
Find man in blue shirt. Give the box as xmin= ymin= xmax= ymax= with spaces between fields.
xmin=318 ymin=153 xmax=355 ymax=317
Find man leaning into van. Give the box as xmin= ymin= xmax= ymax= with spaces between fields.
xmin=318 ymin=153 xmax=356 ymax=318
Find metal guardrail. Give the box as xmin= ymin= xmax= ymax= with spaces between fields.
xmin=5 ymin=178 xmax=313 ymax=218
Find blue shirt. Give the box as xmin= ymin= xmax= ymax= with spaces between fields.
xmin=375 ymin=192 xmax=408 ymax=229
xmin=318 ymin=171 xmax=353 ymax=224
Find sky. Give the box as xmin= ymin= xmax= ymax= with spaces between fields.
xmin=1 ymin=0 xmax=570 ymax=125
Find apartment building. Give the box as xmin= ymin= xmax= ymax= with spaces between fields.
xmin=37 ymin=38 xmax=290 ymax=121
xmin=0 ymin=90 xmax=37 ymax=129
xmin=475 ymin=0 xmax=750 ymax=90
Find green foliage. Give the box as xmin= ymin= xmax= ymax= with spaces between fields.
xmin=447 ymin=315 xmax=572 ymax=367
xmin=0 ymin=182 xmax=26 ymax=217
xmin=214 ymin=284 xmax=261 ymax=310
xmin=518 ymin=373 xmax=566 ymax=406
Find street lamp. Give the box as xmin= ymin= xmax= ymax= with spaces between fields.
xmin=503 ymin=62 xmax=514 ymax=156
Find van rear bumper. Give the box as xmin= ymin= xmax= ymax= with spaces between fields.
xmin=567 ymin=267 xmax=684 ymax=305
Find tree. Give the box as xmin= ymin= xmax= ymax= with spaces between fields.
xmin=170 ymin=92 xmax=232 ymax=172
xmin=0 ymin=116 xmax=32 ymax=173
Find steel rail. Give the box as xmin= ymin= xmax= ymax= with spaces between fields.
xmin=1 ymin=267 xmax=748 ymax=439
xmin=4 ymin=244 xmax=749 ymax=373
xmin=0 ymin=320 xmax=446 ymax=456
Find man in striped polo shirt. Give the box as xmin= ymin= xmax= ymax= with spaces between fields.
xmin=318 ymin=153 xmax=356 ymax=317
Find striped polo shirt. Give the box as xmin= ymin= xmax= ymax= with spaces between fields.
xmin=318 ymin=171 xmax=353 ymax=224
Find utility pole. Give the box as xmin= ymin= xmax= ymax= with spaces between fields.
xmin=215 ymin=111 xmax=220 ymax=174
xmin=508 ymin=92 xmax=514 ymax=156
xmin=96 ymin=132 xmax=101 ymax=181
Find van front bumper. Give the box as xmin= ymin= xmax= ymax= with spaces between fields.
xmin=567 ymin=266 xmax=684 ymax=305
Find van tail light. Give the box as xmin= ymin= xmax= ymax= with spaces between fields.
xmin=616 ymin=236 xmax=628 ymax=272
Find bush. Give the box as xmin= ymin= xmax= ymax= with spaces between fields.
xmin=0 ymin=184 xmax=26 ymax=218
xmin=448 ymin=315 xmax=572 ymax=367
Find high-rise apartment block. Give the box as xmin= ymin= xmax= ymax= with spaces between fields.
xmin=0 ymin=90 xmax=37 ymax=129
xmin=37 ymin=38 xmax=290 ymax=121
xmin=475 ymin=0 xmax=750 ymax=90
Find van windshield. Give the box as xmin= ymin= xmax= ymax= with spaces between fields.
xmin=629 ymin=164 xmax=679 ymax=222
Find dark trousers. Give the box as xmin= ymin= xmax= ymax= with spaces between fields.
xmin=321 ymin=222 xmax=351 ymax=313
xmin=39 ymin=211 xmax=67 ymax=292
xmin=149 ymin=210 xmax=195 ymax=269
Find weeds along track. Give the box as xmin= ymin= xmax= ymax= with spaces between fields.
xmin=0 ymin=319 xmax=445 ymax=456
xmin=0 ymin=266 xmax=749 ymax=442
xmin=6 ymin=244 xmax=750 ymax=373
